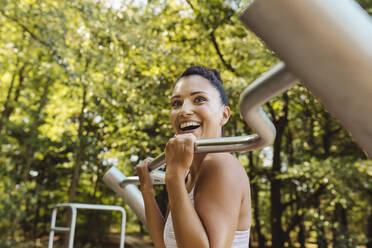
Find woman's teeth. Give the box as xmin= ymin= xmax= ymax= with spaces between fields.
xmin=179 ymin=122 xmax=201 ymax=131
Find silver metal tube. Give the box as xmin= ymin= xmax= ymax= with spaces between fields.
xmin=120 ymin=170 xmax=166 ymax=186
xmin=240 ymin=0 xmax=372 ymax=157
xmin=102 ymin=166 xmax=146 ymax=225
xmin=147 ymin=134 xmax=260 ymax=171
xmin=240 ymin=62 xmax=298 ymax=148
xmin=104 ymin=136 xmax=260 ymax=186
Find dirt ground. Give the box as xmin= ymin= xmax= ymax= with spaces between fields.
xmin=12 ymin=233 xmax=154 ymax=248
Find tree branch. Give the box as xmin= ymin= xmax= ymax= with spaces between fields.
xmin=183 ymin=1 xmax=238 ymax=75
xmin=0 ymin=8 xmax=69 ymax=71
xmin=266 ymin=102 xmax=278 ymax=123
xmin=0 ymin=9 xmax=51 ymax=49
xmin=209 ymin=30 xmax=236 ymax=73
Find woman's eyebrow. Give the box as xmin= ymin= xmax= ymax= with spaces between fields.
xmin=170 ymin=91 xmax=207 ymax=100
xmin=190 ymin=91 xmax=206 ymax=96
xmin=170 ymin=95 xmax=180 ymax=100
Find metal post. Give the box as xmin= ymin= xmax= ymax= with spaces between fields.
xmin=103 ymin=166 xmax=147 ymax=225
xmin=120 ymin=208 xmax=126 ymax=248
xmin=48 ymin=208 xmax=58 ymax=248
xmin=68 ymin=207 xmax=77 ymax=248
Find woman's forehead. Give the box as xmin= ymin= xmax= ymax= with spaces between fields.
xmin=172 ymin=75 xmax=218 ymax=97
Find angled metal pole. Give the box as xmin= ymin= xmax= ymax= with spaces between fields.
xmin=240 ymin=0 xmax=372 ymax=157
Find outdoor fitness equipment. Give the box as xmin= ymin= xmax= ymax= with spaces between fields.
xmin=104 ymin=0 xmax=372 ymax=226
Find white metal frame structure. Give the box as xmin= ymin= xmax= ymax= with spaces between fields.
xmin=48 ymin=203 xmax=126 ymax=248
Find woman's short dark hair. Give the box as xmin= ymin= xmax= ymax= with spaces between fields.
xmin=178 ymin=66 xmax=229 ymax=107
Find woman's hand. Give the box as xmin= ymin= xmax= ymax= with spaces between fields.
xmin=136 ymin=157 xmax=154 ymax=193
xmin=165 ymin=133 xmax=196 ymax=182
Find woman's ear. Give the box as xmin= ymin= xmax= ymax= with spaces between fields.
xmin=220 ymin=106 xmax=230 ymax=126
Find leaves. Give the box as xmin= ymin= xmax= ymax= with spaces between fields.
xmin=0 ymin=0 xmax=371 ymax=246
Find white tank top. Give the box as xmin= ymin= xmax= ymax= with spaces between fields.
xmin=163 ymin=187 xmax=250 ymax=248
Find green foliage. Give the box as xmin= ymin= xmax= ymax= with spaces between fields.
xmin=0 ymin=0 xmax=371 ymax=247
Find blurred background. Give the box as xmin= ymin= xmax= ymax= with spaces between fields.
xmin=0 ymin=0 xmax=371 ymax=247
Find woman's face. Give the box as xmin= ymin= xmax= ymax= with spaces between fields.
xmin=170 ymin=75 xmax=230 ymax=139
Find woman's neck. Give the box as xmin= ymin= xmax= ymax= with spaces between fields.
xmin=187 ymin=153 xmax=207 ymax=188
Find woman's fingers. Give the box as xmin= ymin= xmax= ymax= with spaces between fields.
xmin=136 ymin=157 xmax=152 ymax=171
xmin=136 ymin=157 xmax=154 ymax=190
xmin=168 ymin=133 xmax=196 ymax=151
xmin=165 ymin=134 xmax=196 ymax=178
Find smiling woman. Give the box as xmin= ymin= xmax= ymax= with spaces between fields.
xmin=136 ymin=66 xmax=251 ymax=248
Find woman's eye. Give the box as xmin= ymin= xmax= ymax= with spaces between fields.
xmin=194 ymin=96 xmax=206 ymax=103
xmin=171 ymin=100 xmax=182 ymax=107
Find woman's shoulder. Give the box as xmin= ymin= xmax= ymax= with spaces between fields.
xmin=194 ymin=153 xmax=250 ymax=211
xmin=201 ymin=153 xmax=245 ymax=173
xmin=198 ymin=153 xmax=248 ymax=186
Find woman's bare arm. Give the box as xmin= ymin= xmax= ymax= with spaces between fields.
xmin=165 ymin=134 xmax=248 ymax=248
xmin=166 ymin=173 xmax=210 ymax=247
xmin=194 ymin=154 xmax=248 ymax=247
xmin=136 ymin=159 xmax=166 ymax=248
xmin=141 ymin=189 xmax=166 ymax=248
xmin=166 ymin=154 xmax=246 ymax=248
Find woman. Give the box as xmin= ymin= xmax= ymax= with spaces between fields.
xmin=136 ymin=66 xmax=251 ymax=248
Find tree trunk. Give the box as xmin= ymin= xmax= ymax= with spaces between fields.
xmin=63 ymin=85 xmax=88 ymax=248
xmin=298 ymin=217 xmax=306 ymax=248
xmin=367 ymin=191 xmax=372 ymax=248
xmin=269 ymin=93 xmax=289 ymax=248
xmin=316 ymin=199 xmax=328 ymax=248
xmin=340 ymin=203 xmax=349 ymax=238
xmin=322 ymin=112 xmax=332 ymax=158
xmin=67 ymin=85 xmax=88 ymax=202
xmin=23 ymin=80 xmax=50 ymax=181
xmin=317 ymin=225 xmax=327 ymax=248
xmin=248 ymin=152 xmax=266 ymax=248
xmin=0 ymin=68 xmax=16 ymax=132
xmin=9 ymin=78 xmax=49 ymax=240
xmin=270 ymin=141 xmax=284 ymax=248
xmin=0 ymin=64 xmax=25 ymax=132
xmin=252 ymin=182 xmax=266 ymax=248
xmin=332 ymin=203 xmax=349 ymax=247
xmin=33 ymin=196 xmax=41 ymax=239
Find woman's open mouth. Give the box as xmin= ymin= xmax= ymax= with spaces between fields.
xmin=179 ymin=122 xmax=201 ymax=132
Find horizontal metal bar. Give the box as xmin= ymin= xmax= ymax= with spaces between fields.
xmin=122 ymin=135 xmax=261 ymax=185
xmin=119 ymin=170 xmax=166 ymax=187
xmin=54 ymin=203 xmax=126 ymax=213
xmin=52 ymin=227 xmax=70 ymax=232
xmin=147 ymin=135 xmax=259 ymax=171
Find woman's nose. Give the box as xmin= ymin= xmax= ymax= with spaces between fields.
xmin=179 ymin=100 xmax=194 ymax=116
